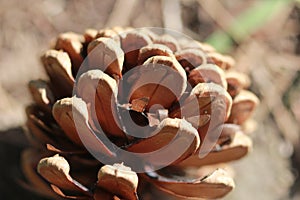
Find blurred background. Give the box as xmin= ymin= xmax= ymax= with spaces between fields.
xmin=0 ymin=0 xmax=299 ymax=199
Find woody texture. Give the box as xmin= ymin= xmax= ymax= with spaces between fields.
xmin=23 ymin=26 xmax=259 ymax=200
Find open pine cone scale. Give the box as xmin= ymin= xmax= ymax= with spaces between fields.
xmin=23 ymin=27 xmax=259 ymax=200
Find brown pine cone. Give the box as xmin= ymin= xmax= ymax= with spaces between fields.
xmin=23 ymin=27 xmax=259 ymax=200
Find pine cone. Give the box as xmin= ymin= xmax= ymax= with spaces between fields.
xmin=23 ymin=27 xmax=259 ymax=200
